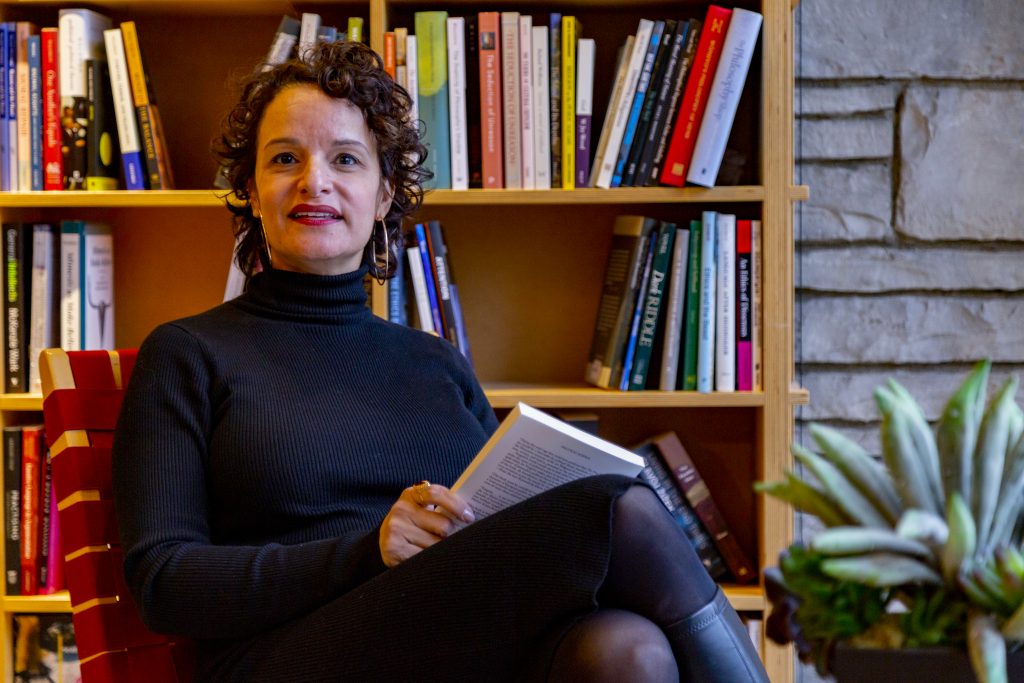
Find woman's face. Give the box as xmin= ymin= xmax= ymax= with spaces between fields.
xmin=249 ymin=84 xmax=393 ymax=275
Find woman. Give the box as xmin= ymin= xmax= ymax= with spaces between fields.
xmin=112 ymin=40 xmax=768 ymax=682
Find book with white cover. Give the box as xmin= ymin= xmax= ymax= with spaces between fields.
xmin=659 ymin=226 xmax=689 ymax=390
xmin=405 ymin=35 xmax=419 ymax=125
xmin=451 ymin=402 xmax=644 ymax=523
xmin=588 ymin=35 xmax=632 ymax=187
xmin=446 ymin=17 xmax=468 ymax=190
xmin=103 ymin=29 xmax=145 ymax=189
xmin=531 ymin=26 xmax=550 ymax=190
xmin=58 ymin=9 xmax=111 ymax=191
xmin=297 ymin=13 xmax=321 ymax=61
xmin=499 ymin=12 xmax=521 ymax=189
xmin=29 ymin=224 xmax=58 ymax=394
xmin=518 ymin=15 xmax=534 ymax=189
xmin=574 ymin=38 xmax=595 ymax=187
xmin=696 ymin=211 xmax=717 ymax=393
xmin=686 ymin=8 xmax=762 ymax=188
xmin=714 ymin=213 xmax=736 ymax=392
xmin=405 ymin=245 xmax=435 ymax=334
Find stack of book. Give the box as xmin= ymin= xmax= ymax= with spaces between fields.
xmin=584 ymin=212 xmax=760 ymax=393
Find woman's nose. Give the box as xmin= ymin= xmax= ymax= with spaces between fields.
xmin=300 ymin=159 xmax=330 ymax=196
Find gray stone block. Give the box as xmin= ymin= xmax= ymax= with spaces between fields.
xmin=796 ymin=162 xmax=891 ymax=243
xmin=798 ymin=115 xmax=893 ymax=161
xmin=898 ymin=87 xmax=1024 ymax=241
xmin=796 ymin=0 xmax=1024 ymax=79
xmin=797 ymin=83 xmax=896 ymax=116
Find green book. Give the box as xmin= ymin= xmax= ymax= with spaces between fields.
xmin=680 ymin=219 xmax=703 ymax=390
xmin=414 ymin=11 xmax=450 ymax=189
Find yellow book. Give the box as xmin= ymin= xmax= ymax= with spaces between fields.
xmin=560 ymin=16 xmax=576 ymax=188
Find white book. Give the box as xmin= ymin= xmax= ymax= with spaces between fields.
xmin=446 ymin=17 xmax=468 ymax=190
xmin=593 ymin=19 xmax=653 ymax=189
xmin=59 ymin=223 xmax=81 ymax=350
xmin=518 ymin=15 xmax=534 ymax=189
xmin=15 ymin=24 xmax=31 ymax=192
xmin=103 ymin=28 xmax=145 ymax=190
xmin=405 ymin=35 xmax=419 ymax=126
xmin=263 ymin=15 xmax=301 ymax=70
xmin=588 ymin=35 xmax=633 ymax=187
xmin=297 ymin=12 xmax=321 ymax=61
xmin=696 ymin=211 xmax=717 ymax=393
xmin=531 ymin=26 xmax=550 ymax=190
xmin=450 ymin=403 xmax=644 ymax=523
xmin=659 ymin=226 xmax=689 ymax=391
xmin=29 ymin=224 xmax=58 ymax=394
xmin=686 ymin=8 xmax=762 ymax=187
xmin=405 ymin=245 xmax=435 ymax=334
xmin=575 ymin=38 xmax=595 ymax=187
xmin=81 ymin=224 xmax=114 ymax=350
xmin=223 ymin=236 xmax=245 ymax=302
xmin=714 ymin=213 xmax=736 ymax=392
xmin=58 ymin=9 xmax=111 ymax=191
xmin=499 ymin=12 xmax=521 ymax=189
xmin=751 ymin=219 xmax=762 ymax=391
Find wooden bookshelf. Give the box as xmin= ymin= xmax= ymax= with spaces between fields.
xmin=0 ymin=1 xmax=800 ymax=681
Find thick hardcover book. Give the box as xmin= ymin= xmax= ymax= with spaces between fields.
xmin=634 ymin=439 xmax=727 ymax=579
xmin=646 ymin=19 xmax=701 ymax=186
xmin=696 ymin=211 xmax=718 ymax=393
xmin=4 ymin=223 xmax=29 ymax=393
xmin=574 ymin=38 xmax=595 ymax=188
xmin=103 ymin=28 xmax=145 ymax=190
xmin=41 ymin=28 xmax=61 ymax=191
xmin=736 ymin=219 xmax=753 ymax=391
xmin=464 ymin=15 xmax=482 ymax=189
xmin=446 ymin=17 xmax=468 ymax=190
xmin=623 ymin=19 xmax=678 ymax=187
xmin=58 ymin=9 xmax=110 ymax=191
xmin=27 ymin=33 xmax=42 ymax=191
xmin=680 ymin=219 xmax=703 ymax=390
xmin=450 ymin=403 xmax=644 ymax=523
xmin=628 ymin=221 xmax=676 ymax=390
xmin=658 ymin=225 xmax=689 ymax=390
xmin=610 ymin=19 xmax=664 ymax=188
xmin=648 ymin=431 xmax=756 ymax=583
xmin=121 ymin=21 xmax=174 ymax=189
xmin=714 ymin=213 xmax=736 ymax=392
xmin=15 ymin=22 xmax=35 ymax=192
xmin=19 ymin=425 xmax=42 ymax=595
xmin=686 ymin=8 xmax=762 ymax=188
xmin=548 ymin=13 xmax=561 ymax=188
xmin=499 ymin=12 xmax=520 ymax=189
xmin=559 ymin=16 xmax=576 ymax=189
xmin=477 ymin=12 xmax=502 ymax=188
xmin=416 ymin=12 xmax=451 ymax=190
xmin=28 ymin=224 xmax=58 ymax=394
xmin=616 ymin=234 xmax=656 ymax=391
xmin=85 ymin=58 xmax=119 ymax=190
xmin=3 ymin=426 xmax=21 ymax=596
xmin=517 ymin=15 xmax=534 ymax=189
xmin=531 ymin=26 xmax=551 ymax=189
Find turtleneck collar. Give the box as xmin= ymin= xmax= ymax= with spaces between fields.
xmin=234 ymin=266 xmax=373 ymax=323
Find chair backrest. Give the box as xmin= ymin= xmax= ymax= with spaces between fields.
xmin=40 ymin=349 xmax=193 ymax=683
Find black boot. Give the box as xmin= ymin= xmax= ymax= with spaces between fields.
xmin=664 ymin=586 xmax=769 ymax=682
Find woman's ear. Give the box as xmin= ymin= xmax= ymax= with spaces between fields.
xmin=249 ymin=182 xmax=262 ymax=218
xmin=377 ymin=179 xmax=394 ymax=220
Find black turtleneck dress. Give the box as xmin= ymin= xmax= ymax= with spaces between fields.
xmin=112 ymin=267 xmax=635 ymax=682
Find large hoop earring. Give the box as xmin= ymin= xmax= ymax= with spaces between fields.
xmin=257 ymin=216 xmax=273 ymax=270
xmin=373 ymin=219 xmax=389 ymax=285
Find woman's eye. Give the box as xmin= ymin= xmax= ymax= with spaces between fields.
xmin=336 ymin=153 xmax=358 ymax=165
xmin=271 ymin=152 xmax=297 ymax=164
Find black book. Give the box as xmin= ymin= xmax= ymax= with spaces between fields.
xmin=622 ymin=20 xmax=678 ymax=187
xmin=3 ymin=223 xmax=30 ymax=393
xmin=85 ymin=58 xmax=120 ymax=190
xmin=4 ymin=426 xmax=22 ymax=596
xmin=464 ymin=15 xmax=483 ymax=189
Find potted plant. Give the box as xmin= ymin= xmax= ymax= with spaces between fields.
xmin=758 ymin=360 xmax=1024 ymax=683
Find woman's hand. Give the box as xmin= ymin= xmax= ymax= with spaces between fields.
xmin=379 ymin=481 xmax=475 ymax=567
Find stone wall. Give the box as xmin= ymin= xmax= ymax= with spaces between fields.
xmin=793 ymin=1 xmax=1024 ymax=680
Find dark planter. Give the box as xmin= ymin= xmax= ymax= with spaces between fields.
xmin=832 ymin=644 xmax=1024 ymax=683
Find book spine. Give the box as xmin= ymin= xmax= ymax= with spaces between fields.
xmin=696 ymin=211 xmax=717 ymax=393
xmin=647 ymin=19 xmax=701 ymax=186
xmin=59 ymin=222 xmax=81 ymax=349
xmin=736 ymin=219 xmax=752 ymax=392
xmin=383 ymin=31 xmax=396 ymax=77
xmin=263 ymin=15 xmax=300 ymax=69
xmin=680 ymin=219 xmax=703 ymax=390
xmin=587 ymin=36 xmax=632 ymax=187
xmin=449 ymin=283 xmax=472 ymax=364
xmin=44 ymin=468 xmax=63 ymax=593
xmin=659 ymin=226 xmax=689 ymax=390
xmin=464 ymin=16 xmax=482 ymax=189
xmin=659 ymin=6 xmax=731 ymax=187
xmin=81 ymin=224 xmax=114 ymax=349
xmin=387 ymin=249 xmax=406 ymax=325
xmin=427 ymin=219 xmax=460 ymax=347
xmin=41 ymin=28 xmax=61 ymax=191
xmin=104 ymin=28 xmax=145 ymax=190
xmin=531 ymin=27 xmax=551 ymax=190
xmin=19 ymin=425 xmax=39 ymax=595
xmin=58 ymin=10 xmax=110 ymax=191
xmin=499 ymin=12 xmax=520 ymax=189
xmin=5 ymin=23 xmax=15 ymax=191
xmin=15 ymin=23 xmax=32 ymax=192
xmin=413 ymin=223 xmax=444 ymax=334
xmin=405 ymin=243 xmax=435 ymax=334
xmin=4 ymin=224 xmax=26 ymax=393
xmin=548 ymin=13 xmax=561 ymax=188
xmin=446 ymin=17 xmax=468 ymax=191
xmin=28 ymin=34 xmax=41 ymax=191
xmin=629 ymin=221 xmax=676 ymax=390
xmin=121 ymin=21 xmax=173 ymax=189
xmin=0 ymin=25 xmax=7 ymax=192
xmin=574 ymin=38 xmax=594 ymax=188
xmin=611 ymin=20 xmax=664 ymax=188
xmin=346 ymin=17 xmax=364 ymax=44
xmin=517 ymin=15 xmax=534 ymax=190
xmin=297 ymin=12 xmax=321 ymax=61
xmin=686 ymin=8 xmax=761 ymax=188
xmin=559 ymin=16 xmax=575 ymax=189
xmin=405 ymin=35 xmax=418 ymax=126
xmin=416 ymin=12 xmax=452 ymax=191
xmin=616 ymin=234 xmax=656 ymax=391
xmin=3 ymin=426 xmax=20 ymax=596
xmin=36 ymin=439 xmax=50 ymax=591
xmin=714 ymin=213 xmax=736 ymax=392
xmin=85 ymin=59 xmax=119 ymax=190
xmin=477 ymin=13 xmax=502 ymax=189
xmin=28 ymin=224 xmax=57 ymax=394
xmin=626 ymin=19 xmax=679 ymax=187
xmin=751 ymin=220 xmax=762 ymax=390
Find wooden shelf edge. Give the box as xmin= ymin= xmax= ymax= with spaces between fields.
xmin=789 ymin=184 xmax=810 ymax=201
xmin=0 ymin=393 xmax=43 ymax=411
xmin=484 ymin=384 xmax=765 ymax=409
xmin=423 ymin=186 xmax=765 ymax=206
xmin=723 ymin=584 xmax=765 ymax=612
xmin=3 ymin=592 xmax=71 ymax=613
xmin=789 ymin=386 xmax=810 ymax=405
xmin=0 ymin=190 xmax=230 ymax=208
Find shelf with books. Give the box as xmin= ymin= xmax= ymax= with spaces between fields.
xmin=483 ymin=383 xmax=765 ymax=409
xmin=422 ymin=185 xmax=769 ymax=205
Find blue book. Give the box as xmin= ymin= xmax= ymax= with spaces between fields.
xmin=387 ymin=249 xmax=406 ymax=325
xmin=696 ymin=212 xmax=718 ymax=393
xmin=449 ymin=283 xmax=472 ymax=366
xmin=28 ymin=34 xmax=41 ymax=191
xmin=414 ymin=11 xmax=451 ymax=189
xmin=4 ymin=23 xmax=15 ymax=191
xmin=413 ymin=223 xmax=444 ymax=334
xmin=618 ymin=235 xmax=657 ymax=391
xmin=611 ymin=20 xmax=664 ymax=188
xmin=0 ymin=25 xmax=6 ymax=191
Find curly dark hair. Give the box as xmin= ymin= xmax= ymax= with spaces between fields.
xmin=212 ymin=40 xmax=430 ymax=280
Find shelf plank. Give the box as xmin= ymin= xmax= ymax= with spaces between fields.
xmin=790 ymin=184 xmax=810 ymax=201
xmin=0 ymin=394 xmax=43 ymax=411
xmin=0 ymin=190 xmax=228 ymax=208
xmin=484 ymin=384 xmax=765 ymax=409
xmin=3 ymin=592 xmax=71 ymax=613
xmin=425 ymin=186 xmax=765 ymax=205
xmin=723 ymin=584 xmax=765 ymax=612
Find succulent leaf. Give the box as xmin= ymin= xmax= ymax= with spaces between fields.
xmin=943 ymin=492 xmax=977 ymax=583
xmin=973 ymin=377 xmax=1020 ymax=553
xmin=809 ymin=423 xmax=902 ymax=525
xmin=968 ymin=611 xmax=1008 ymax=683
xmin=878 ymin=387 xmax=942 ymax=516
xmin=820 ymin=553 xmax=942 ymax=587
xmin=936 ymin=360 xmax=991 ymax=511
xmin=792 ymin=443 xmax=891 ymax=528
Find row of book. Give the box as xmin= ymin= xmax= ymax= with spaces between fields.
xmin=386 ymin=4 xmax=759 ymax=191
xmin=0 ymin=8 xmax=172 ymax=192
xmin=4 ymin=425 xmax=65 ymax=597
xmin=585 ymin=212 xmax=761 ymax=393
xmin=4 ymin=221 xmax=114 ymax=395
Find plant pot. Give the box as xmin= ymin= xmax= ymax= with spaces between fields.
xmin=832 ymin=643 xmax=1024 ymax=683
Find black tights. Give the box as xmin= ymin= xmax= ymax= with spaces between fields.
xmin=548 ymin=484 xmax=719 ymax=682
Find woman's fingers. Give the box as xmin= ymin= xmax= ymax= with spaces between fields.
xmin=380 ymin=482 xmax=474 ymax=567
xmin=408 ymin=481 xmax=475 ymax=524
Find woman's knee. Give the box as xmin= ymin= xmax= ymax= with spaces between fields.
xmin=549 ymin=609 xmax=678 ymax=682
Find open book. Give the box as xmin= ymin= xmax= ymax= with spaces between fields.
xmin=451 ymin=402 xmax=645 ymax=522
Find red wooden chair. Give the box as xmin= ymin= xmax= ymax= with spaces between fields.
xmin=40 ymin=348 xmax=193 ymax=682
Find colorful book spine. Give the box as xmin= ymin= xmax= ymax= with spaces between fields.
xmin=15 ymin=22 xmax=33 ymax=192
xmin=646 ymin=19 xmax=701 ymax=186
xmin=415 ymin=12 xmax=451 ymax=189
xmin=41 ymin=28 xmax=61 ymax=191
xmin=28 ymin=223 xmax=58 ymax=394
xmin=0 ymin=25 xmax=7 ymax=192
xmin=477 ymin=12 xmax=502 ymax=189
xmin=263 ymin=15 xmax=300 ymax=70
xmin=659 ymin=225 xmax=689 ymax=390
xmin=548 ymin=13 xmax=561 ymax=188
xmin=531 ymin=26 xmax=551 ymax=190
xmin=611 ymin=20 xmax=664 ymax=188
xmin=680 ymin=219 xmax=703 ymax=390
xmin=19 ymin=425 xmax=41 ymax=595
xmin=3 ymin=426 xmax=21 ymax=595
xmin=629 ymin=221 xmax=676 ymax=390
xmin=80 ymin=221 xmax=114 ymax=349
xmin=736 ymin=219 xmax=753 ymax=391
xmin=464 ymin=16 xmax=482 ymax=189
xmin=405 ymin=34 xmax=418 ymax=126
xmin=714 ymin=213 xmax=736 ymax=392
xmin=499 ymin=12 xmax=520 ymax=189
xmin=446 ymin=17 xmax=468 ymax=190
xmin=751 ymin=219 xmax=762 ymax=390
xmin=574 ymin=38 xmax=594 ymax=188
xmin=104 ymin=28 xmax=145 ymax=189
xmin=427 ymin=220 xmax=460 ymax=348
xmin=121 ymin=21 xmax=174 ymax=189
xmin=3 ymin=223 xmax=28 ymax=393
xmin=517 ymin=15 xmax=534 ymax=189
xmin=85 ymin=58 xmax=119 ymax=190
xmin=588 ymin=35 xmax=632 ymax=187
xmin=559 ymin=16 xmax=576 ymax=189
xmin=623 ymin=19 xmax=679 ymax=187
xmin=617 ymin=234 xmax=656 ymax=390
xmin=413 ymin=223 xmax=444 ymax=334
xmin=387 ymin=250 xmax=406 ymax=326
xmin=4 ymin=23 xmax=15 ymax=191
xmin=58 ymin=9 xmax=110 ymax=190
xmin=27 ymin=34 xmax=42 ymax=191
xmin=696 ymin=211 xmax=717 ymax=393
xmin=36 ymin=445 xmax=50 ymax=591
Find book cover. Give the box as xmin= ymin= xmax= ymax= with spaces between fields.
xmin=587 ymin=35 xmax=632 ymax=187
xmin=27 ymin=33 xmax=42 ymax=191
xmin=477 ymin=12 xmax=502 ymax=189
xmin=15 ymin=22 xmax=35 ymax=192
xmin=646 ymin=19 xmax=701 ymax=186
xmin=4 ymin=223 xmax=29 ymax=393
xmin=751 ymin=219 xmax=762 ymax=391
xmin=415 ymin=12 xmax=450 ymax=190
xmin=531 ymin=26 xmax=551 ymax=190
xmin=413 ymin=223 xmax=444 ymax=335
xmin=559 ymin=16 xmax=576 ymax=189
xmin=4 ymin=425 xmax=21 ymax=596
xmin=658 ymin=225 xmax=689 ymax=390
xmin=574 ymin=37 xmax=595 ymax=188
xmin=714 ymin=213 xmax=736 ymax=392
xmin=12 ymin=613 xmax=79 ymax=682
xmin=464 ymin=15 xmax=482 ymax=189
xmin=81 ymin=221 xmax=114 ymax=349
xmin=103 ymin=28 xmax=145 ymax=190
xmin=404 ymin=242 xmax=435 ymax=335
xmin=625 ymin=18 xmax=679 ymax=187
xmin=736 ymin=219 xmax=753 ymax=391
xmin=59 ymin=221 xmax=81 ymax=349
xmin=28 ymin=223 xmax=58 ymax=394
xmin=450 ymin=402 xmax=645 ymax=522
xmin=499 ymin=12 xmax=520 ymax=189
xmin=611 ymin=19 xmax=664 ymax=188
xmin=696 ymin=211 xmax=717 ymax=393
xmin=659 ymin=5 xmax=731 ymax=187
xmin=628 ymin=221 xmax=676 ymax=390
xmin=58 ymin=9 xmax=110 ymax=191
xmin=446 ymin=17 xmax=468 ymax=191
xmin=686 ymin=8 xmax=762 ymax=188
xmin=548 ymin=13 xmax=561 ymax=188
xmin=41 ymin=27 xmax=62 ymax=191
xmin=648 ymin=431 xmax=756 ymax=583
xmin=634 ymin=438 xmax=727 ymax=579
xmin=616 ymin=233 xmax=656 ymax=391
xmin=84 ymin=58 xmax=119 ymax=190
xmin=121 ymin=21 xmax=174 ymax=189
xmin=680 ymin=219 xmax=703 ymax=390
xmin=4 ymin=22 xmax=15 ymax=191
xmin=517 ymin=15 xmax=534 ymax=189
xmin=19 ymin=425 xmax=41 ymax=595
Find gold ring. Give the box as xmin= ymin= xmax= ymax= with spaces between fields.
xmin=414 ymin=480 xmax=431 ymax=505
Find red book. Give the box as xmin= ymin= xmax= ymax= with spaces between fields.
xmin=735 ymin=219 xmax=753 ymax=391
xmin=383 ymin=32 xmax=396 ymax=78
xmin=41 ymin=27 xmax=62 ymax=191
xmin=19 ymin=425 xmax=43 ymax=595
xmin=659 ymin=5 xmax=731 ymax=187
xmin=478 ymin=11 xmax=503 ymax=188
xmin=650 ymin=431 xmax=756 ymax=584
